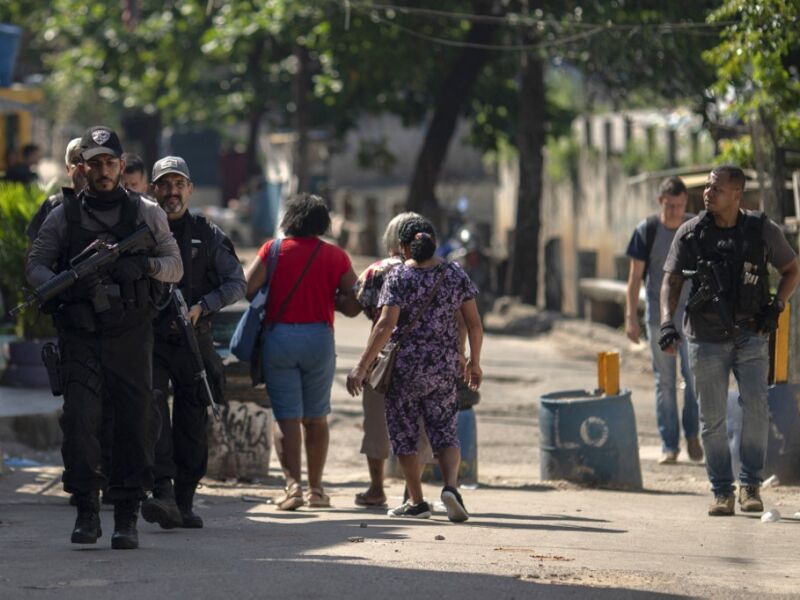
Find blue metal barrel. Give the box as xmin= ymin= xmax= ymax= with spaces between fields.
xmin=765 ymin=384 xmax=800 ymax=484
xmin=0 ymin=24 xmax=22 ymax=87
xmin=727 ymin=384 xmax=800 ymax=484
xmin=539 ymin=389 xmax=642 ymax=490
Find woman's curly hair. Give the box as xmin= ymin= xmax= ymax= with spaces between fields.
xmin=280 ymin=193 xmax=331 ymax=237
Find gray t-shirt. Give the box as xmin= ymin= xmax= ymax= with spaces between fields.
xmin=664 ymin=211 xmax=796 ymax=342
xmin=625 ymin=215 xmax=692 ymax=324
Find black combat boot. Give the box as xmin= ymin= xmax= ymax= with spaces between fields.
xmin=111 ymin=499 xmax=139 ymax=550
xmin=71 ymin=492 xmax=102 ymax=544
xmin=175 ymin=484 xmax=203 ymax=529
xmin=141 ymin=478 xmax=183 ymax=529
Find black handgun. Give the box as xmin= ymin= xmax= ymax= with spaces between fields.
xmin=41 ymin=342 xmax=62 ymax=396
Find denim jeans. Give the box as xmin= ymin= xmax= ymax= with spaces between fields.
xmin=262 ymin=323 xmax=336 ymax=421
xmin=646 ymin=321 xmax=699 ymax=452
xmin=687 ymin=332 xmax=770 ymax=495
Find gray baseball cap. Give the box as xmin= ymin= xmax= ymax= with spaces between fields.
xmin=152 ymin=155 xmax=191 ymax=182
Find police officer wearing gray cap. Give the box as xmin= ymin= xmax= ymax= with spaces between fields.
xmin=26 ymin=126 xmax=183 ymax=549
xmin=141 ymin=156 xmax=245 ymax=530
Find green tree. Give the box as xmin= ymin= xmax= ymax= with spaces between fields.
xmin=704 ymin=0 xmax=800 ymax=219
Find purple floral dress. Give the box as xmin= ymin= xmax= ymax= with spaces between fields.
xmin=378 ymin=261 xmax=478 ymax=455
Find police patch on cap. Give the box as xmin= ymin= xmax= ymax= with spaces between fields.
xmin=81 ymin=126 xmax=123 ymax=160
xmin=92 ymin=129 xmax=111 ymax=145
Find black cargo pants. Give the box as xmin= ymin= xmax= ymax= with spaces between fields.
xmin=152 ymin=326 xmax=224 ymax=488
xmin=58 ymin=318 xmax=154 ymax=501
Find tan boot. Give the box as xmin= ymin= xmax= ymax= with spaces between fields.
xmin=738 ymin=485 xmax=763 ymax=512
xmin=708 ymin=493 xmax=735 ymax=516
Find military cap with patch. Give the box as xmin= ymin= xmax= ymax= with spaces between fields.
xmin=80 ymin=126 xmax=124 ymax=160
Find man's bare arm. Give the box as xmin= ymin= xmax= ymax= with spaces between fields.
xmin=660 ymin=271 xmax=684 ymax=325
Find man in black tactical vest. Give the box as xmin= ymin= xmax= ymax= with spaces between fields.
xmin=26 ymin=137 xmax=85 ymax=246
xmin=26 ymin=126 xmax=183 ymax=549
xmin=660 ymin=165 xmax=799 ymax=517
xmin=141 ymin=156 xmax=245 ymax=530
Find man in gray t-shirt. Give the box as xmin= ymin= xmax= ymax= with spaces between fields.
xmin=661 ymin=165 xmax=799 ymax=517
xmin=625 ymin=177 xmax=700 ymax=465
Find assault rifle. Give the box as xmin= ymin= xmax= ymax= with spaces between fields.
xmin=682 ymin=260 xmax=738 ymax=337
xmin=169 ymin=288 xmax=222 ymax=419
xmin=12 ymin=225 xmax=156 ymax=316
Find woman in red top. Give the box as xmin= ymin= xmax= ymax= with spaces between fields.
xmin=245 ymin=194 xmax=359 ymax=510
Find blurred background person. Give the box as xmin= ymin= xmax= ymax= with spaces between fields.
xmin=625 ymin=176 xmax=700 ymax=465
xmin=5 ymin=143 xmax=41 ymax=185
xmin=121 ymin=152 xmax=149 ymax=194
xmin=26 ymin=138 xmax=84 ymax=246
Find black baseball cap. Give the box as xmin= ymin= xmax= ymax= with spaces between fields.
xmin=80 ymin=126 xmax=123 ymax=160
xmin=152 ymin=156 xmax=191 ymax=182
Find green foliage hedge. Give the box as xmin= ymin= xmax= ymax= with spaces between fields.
xmin=0 ymin=183 xmax=55 ymax=338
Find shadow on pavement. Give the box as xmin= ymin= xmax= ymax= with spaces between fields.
xmin=0 ymin=468 xmax=665 ymax=599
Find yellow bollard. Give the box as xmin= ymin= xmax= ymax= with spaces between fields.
xmin=597 ymin=352 xmax=607 ymax=393
xmin=604 ymin=352 xmax=620 ymax=396
xmin=597 ymin=351 xmax=620 ymax=395
xmin=773 ymin=302 xmax=790 ymax=384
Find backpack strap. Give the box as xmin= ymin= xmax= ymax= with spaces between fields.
xmin=642 ymin=214 xmax=660 ymax=281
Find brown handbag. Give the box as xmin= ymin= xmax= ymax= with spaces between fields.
xmin=367 ymin=267 xmax=447 ymax=394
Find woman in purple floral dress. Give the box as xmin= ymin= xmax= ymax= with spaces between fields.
xmin=347 ymin=216 xmax=483 ymax=522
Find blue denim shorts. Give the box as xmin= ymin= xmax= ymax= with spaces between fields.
xmin=262 ymin=323 xmax=336 ymax=421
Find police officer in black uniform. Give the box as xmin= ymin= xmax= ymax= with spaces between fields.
xmin=26 ymin=127 xmax=183 ymax=549
xmin=141 ymin=156 xmax=245 ymax=529
xmin=26 ymin=138 xmax=85 ymax=246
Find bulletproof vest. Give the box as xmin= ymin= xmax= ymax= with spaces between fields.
xmin=176 ymin=212 xmax=223 ymax=306
xmin=154 ymin=212 xmax=229 ymax=338
xmin=685 ymin=210 xmax=770 ymax=316
xmin=55 ymin=189 xmax=154 ymax=332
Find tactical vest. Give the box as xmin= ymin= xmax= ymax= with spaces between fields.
xmin=55 ymin=189 xmax=155 ymax=333
xmin=154 ymin=212 xmax=229 ymax=338
xmin=684 ymin=210 xmax=770 ymax=317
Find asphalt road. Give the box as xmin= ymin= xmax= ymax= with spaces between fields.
xmin=1 ymin=316 xmax=799 ymax=599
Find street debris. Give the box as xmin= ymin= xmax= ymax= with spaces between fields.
xmin=359 ymin=522 xmax=368 ymax=528
xmin=761 ymin=510 xmax=781 ymax=523
xmin=435 ymin=535 xmax=445 ymax=541
xmin=348 ymin=536 xmax=365 ymax=543
xmin=241 ymin=495 xmax=273 ymax=504
xmin=762 ymin=475 xmax=780 ymax=488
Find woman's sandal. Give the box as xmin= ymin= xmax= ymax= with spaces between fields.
xmin=306 ymin=487 xmax=331 ymax=508
xmin=354 ymin=491 xmax=387 ymax=508
xmin=277 ymin=483 xmax=305 ymax=511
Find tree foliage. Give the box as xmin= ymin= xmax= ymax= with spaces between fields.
xmin=703 ymin=0 xmax=800 ymax=146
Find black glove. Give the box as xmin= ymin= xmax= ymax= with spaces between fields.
xmin=109 ymin=255 xmax=149 ymax=283
xmin=658 ymin=321 xmax=681 ymax=351
xmin=66 ymin=270 xmax=102 ymax=301
xmin=754 ymin=300 xmax=783 ymax=334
